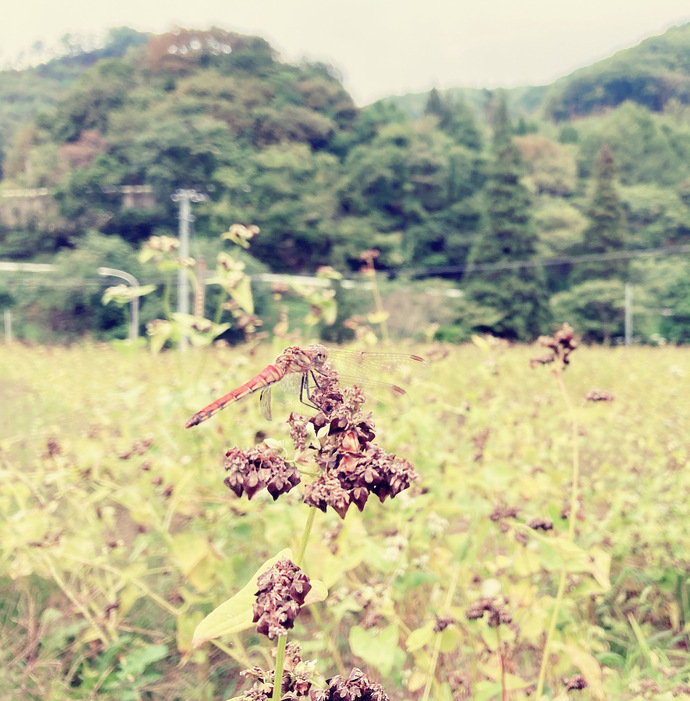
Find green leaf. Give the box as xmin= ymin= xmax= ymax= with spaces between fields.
xmin=471 ymin=334 xmax=492 ymax=352
xmin=193 ymin=550 xmax=292 ymax=646
xmin=439 ymin=626 xmax=460 ymax=653
xmin=367 ymin=310 xmax=389 ymax=325
xmin=169 ymin=313 xmax=231 ymax=347
xmin=119 ymin=643 xmax=169 ymax=677
xmin=349 ymin=625 xmax=399 ymax=677
xmin=176 ymin=610 xmax=205 ymax=654
xmin=406 ymin=621 xmax=435 ymax=651
xmin=103 ymin=284 xmax=153 ymax=306
xmin=138 ymin=247 xmax=157 ymax=264
xmin=157 ymin=259 xmax=183 ymax=273
xmin=533 ymin=533 xmax=611 ymax=590
xmin=321 ymin=298 xmax=338 ymax=325
xmin=560 ymin=642 xmax=604 ymax=699
xmin=228 ymin=276 xmax=254 ymax=314
xmin=170 ymin=532 xmax=219 ymax=592
xmin=170 ymin=533 xmax=212 ymax=575
xmin=146 ymin=319 xmax=173 ymax=354
xmin=192 ymin=549 xmax=327 ymax=647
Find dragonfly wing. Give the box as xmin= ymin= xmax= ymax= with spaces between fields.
xmin=325 ymin=349 xmax=430 ymax=387
xmin=258 ymin=374 xmax=309 ymax=419
xmin=259 ymin=386 xmax=273 ymax=421
xmin=322 ymin=348 xmax=430 ymax=413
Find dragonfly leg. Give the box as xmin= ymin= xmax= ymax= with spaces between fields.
xmin=298 ymin=372 xmax=321 ymax=411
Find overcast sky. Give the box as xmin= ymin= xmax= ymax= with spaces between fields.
xmin=3 ymin=0 xmax=690 ymax=105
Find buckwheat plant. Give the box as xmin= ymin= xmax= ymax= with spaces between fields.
xmin=194 ymin=353 xmax=420 ymax=700
xmin=530 ymin=323 xmax=601 ymax=699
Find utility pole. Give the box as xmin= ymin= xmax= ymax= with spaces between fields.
xmin=171 ymin=189 xmax=208 ymax=350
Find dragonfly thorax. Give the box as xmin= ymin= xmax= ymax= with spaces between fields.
xmin=274 ymin=344 xmax=330 ymax=375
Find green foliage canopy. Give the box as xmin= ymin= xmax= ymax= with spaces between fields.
xmin=2 ymin=23 xmax=690 ymax=343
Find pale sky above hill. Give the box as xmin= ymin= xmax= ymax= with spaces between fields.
xmin=2 ymin=0 xmax=690 ymax=105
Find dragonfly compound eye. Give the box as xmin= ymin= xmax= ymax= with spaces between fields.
xmin=312 ymin=348 xmax=327 ymax=366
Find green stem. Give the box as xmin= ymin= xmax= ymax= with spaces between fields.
xmin=213 ymin=288 xmax=227 ymax=327
xmin=497 ymin=624 xmax=507 ymax=701
xmin=368 ymin=267 xmax=390 ymax=343
xmin=421 ymin=565 xmax=460 ymax=701
xmin=162 ymin=274 xmax=172 ymax=319
xmin=44 ymin=555 xmax=112 ymax=647
xmin=271 ymin=635 xmax=288 ymax=701
xmin=535 ymin=369 xmax=580 ymax=698
xmin=557 ymin=370 xmax=580 ymax=543
xmin=271 ymin=507 xmax=317 ymax=701
xmin=295 ymin=507 xmax=316 ymax=568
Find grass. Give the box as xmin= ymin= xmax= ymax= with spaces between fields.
xmin=1 ymin=340 xmax=689 ymax=700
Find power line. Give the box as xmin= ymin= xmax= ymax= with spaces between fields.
xmin=0 ymin=185 xmax=153 ymax=198
xmin=1 ymin=243 xmax=689 ymax=290
xmin=399 ymin=243 xmax=690 ymax=277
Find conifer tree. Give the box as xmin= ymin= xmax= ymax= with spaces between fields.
xmin=552 ymin=146 xmax=628 ymax=343
xmin=463 ymin=93 xmax=550 ymax=340
xmin=424 ymin=87 xmax=446 ymax=122
xmin=571 ymin=145 xmax=626 ymax=283
xmin=424 ymin=88 xmax=482 ymax=150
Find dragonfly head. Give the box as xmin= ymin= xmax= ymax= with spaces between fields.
xmin=307 ymin=344 xmax=329 ymax=369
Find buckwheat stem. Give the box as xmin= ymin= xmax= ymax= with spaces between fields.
xmin=271 ymin=636 xmax=288 ymax=701
xmin=296 ymin=506 xmax=317 ymax=568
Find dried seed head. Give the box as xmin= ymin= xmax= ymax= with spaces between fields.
xmin=253 ymin=558 xmax=312 ymax=641
xmin=527 ymin=517 xmax=554 ymax=531
xmin=311 ymin=667 xmax=389 ymax=701
xmin=563 ymin=674 xmax=588 ymax=691
xmin=225 ymin=346 xmax=421 ymax=521
xmin=287 ymin=361 xmax=419 ymax=519
xmin=303 ymin=474 xmax=353 ymax=519
xmin=585 ymin=388 xmax=615 ymax=402
xmin=224 ymin=445 xmax=300 ymax=501
xmin=465 ymin=596 xmax=512 ymax=627
xmin=489 ymin=505 xmax=519 ymax=522
xmin=238 ymin=643 xmax=316 ymax=699
xmin=530 ymin=322 xmax=578 ymax=370
xmin=434 ymin=616 xmax=454 ymax=633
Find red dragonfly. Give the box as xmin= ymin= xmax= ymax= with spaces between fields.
xmin=185 ymin=344 xmax=429 ymax=428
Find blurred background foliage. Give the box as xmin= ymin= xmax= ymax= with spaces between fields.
xmin=1 ymin=24 xmax=690 ymax=344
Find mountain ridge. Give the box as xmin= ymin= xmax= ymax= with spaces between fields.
xmin=386 ymin=21 xmax=690 ymax=120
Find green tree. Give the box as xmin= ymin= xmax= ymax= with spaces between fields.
xmin=211 ymin=142 xmax=342 ymax=271
xmin=338 ymin=121 xmax=446 ymax=232
xmin=620 ymin=183 xmax=690 ymax=249
xmin=559 ymin=146 xmax=628 ymax=341
xmin=405 ymin=144 xmax=485 ymax=268
xmin=424 ymin=88 xmax=482 ymax=150
xmin=49 ymin=59 xmax=138 ymax=143
xmin=572 ymin=144 xmax=626 ymax=283
xmin=513 ymin=134 xmax=577 ymax=196
xmin=630 ymin=257 xmax=690 ymax=343
xmin=489 ymin=92 xmax=512 ymax=150
xmin=576 ymin=102 xmax=690 ymax=186
xmin=337 ymin=120 xmax=483 ymax=270
xmin=423 ymin=88 xmax=446 ymax=122
xmin=550 ymin=279 xmax=625 ymax=344
xmin=463 ymin=94 xmax=549 ymax=340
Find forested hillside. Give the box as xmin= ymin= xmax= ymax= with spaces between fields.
xmin=0 ymin=27 xmax=149 ymax=176
xmin=1 ymin=24 xmax=690 ymax=344
xmin=545 ymin=23 xmax=690 ymax=120
xmin=391 ymin=23 xmax=690 ymax=122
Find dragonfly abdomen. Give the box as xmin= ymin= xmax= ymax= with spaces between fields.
xmin=184 ymin=364 xmax=284 ymax=428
